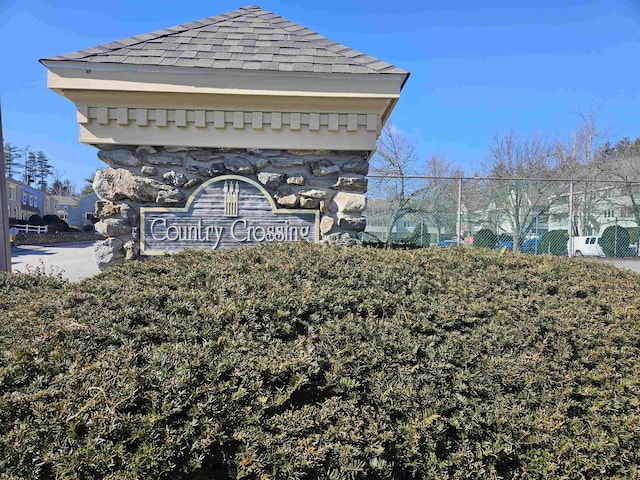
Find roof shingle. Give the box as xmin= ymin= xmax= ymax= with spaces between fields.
xmin=42 ymin=5 xmax=407 ymax=75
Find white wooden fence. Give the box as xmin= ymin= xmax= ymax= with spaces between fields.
xmin=9 ymin=224 xmax=48 ymax=235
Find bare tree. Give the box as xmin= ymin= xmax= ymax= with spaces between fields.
xmin=421 ymin=154 xmax=463 ymax=242
xmin=484 ymin=132 xmax=557 ymax=249
xmin=594 ymin=138 xmax=640 ymax=250
xmin=369 ymin=123 xmax=425 ymax=245
xmin=555 ymin=108 xmax=609 ymax=235
xmin=48 ymin=169 xmax=76 ymax=197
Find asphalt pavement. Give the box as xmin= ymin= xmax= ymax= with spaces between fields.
xmin=7 ymin=241 xmax=640 ymax=284
xmin=10 ymin=241 xmax=101 ymax=283
xmin=591 ymin=257 xmax=640 ymax=274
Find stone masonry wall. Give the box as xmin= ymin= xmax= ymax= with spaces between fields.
xmin=12 ymin=231 xmax=105 ymax=247
xmin=91 ymin=146 xmax=369 ymax=269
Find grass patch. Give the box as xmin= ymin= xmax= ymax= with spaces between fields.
xmin=1 ymin=244 xmax=639 ymax=479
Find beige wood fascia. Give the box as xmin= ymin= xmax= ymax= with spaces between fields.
xmin=65 ymin=90 xmax=393 ymax=115
xmin=44 ymin=63 xmax=406 ymax=98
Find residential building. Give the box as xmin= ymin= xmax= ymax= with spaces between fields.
xmin=68 ymin=192 xmax=98 ymax=230
xmin=5 ymin=178 xmax=21 ymax=220
xmin=20 ymin=182 xmax=45 ymax=221
xmin=4 ymin=177 xmax=46 ymax=221
xmin=45 ymin=195 xmax=79 ymax=223
xmin=548 ymin=185 xmax=640 ymax=235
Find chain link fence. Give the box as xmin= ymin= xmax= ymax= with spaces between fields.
xmin=363 ymin=175 xmax=640 ymax=258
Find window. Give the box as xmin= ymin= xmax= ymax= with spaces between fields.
xmin=29 ymin=195 xmax=33 ymax=207
xmin=84 ymin=212 xmax=94 ymax=221
xmin=9 ymin=187 xmax=16 ymax=201
xmin=22 ymin=193 xmax=27 ymax=204
xmin=33 ymin=197 xmax=38 ymax=208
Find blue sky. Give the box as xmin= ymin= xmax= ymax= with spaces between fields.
xmin=1 ymin=0 xmax=639 ymax=190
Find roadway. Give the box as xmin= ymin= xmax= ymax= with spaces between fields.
xmin=10 ymin=241 xmax=101 ymax=283
xmin=7 ymin=241 xmax=640 ymax=284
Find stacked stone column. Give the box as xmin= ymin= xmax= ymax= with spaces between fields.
xmin=92 ymin=146 xmax=369 ymax=269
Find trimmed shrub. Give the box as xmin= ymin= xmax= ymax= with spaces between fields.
xmin=27 ymin=214 xmax=44 ymax=226
xmin=43 ymin=214 xmax=60 ymax=224
xmin=407 ymin=225 xmax=430 ymax=247
xmin=473 ymin=228 xmax=496 ymax=248
xmin=601 ymin=225 xmax=630 ymax=257
xmin=1 ymin=244 xmax=639 ymax=479
xmin=47 ymin=218 xmax=70 ymax=233
xmin=540 ymin=229 xmax=568 ymax=256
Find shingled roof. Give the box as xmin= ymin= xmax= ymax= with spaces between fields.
xmin=42 ymin=5 xmax=408 ymax=76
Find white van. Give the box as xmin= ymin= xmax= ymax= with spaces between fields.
xmin=568 ymin=236 xmax=604 ymax=257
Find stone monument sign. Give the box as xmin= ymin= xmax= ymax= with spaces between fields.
xmin=140 ymin=175 xmax=319 ymax=254
xmin=41 ymin=5 xmax=408 ymax=269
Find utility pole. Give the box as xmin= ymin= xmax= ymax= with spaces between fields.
xmin=456 ymin=177 xmax=462 ymax=246
xmin=568 ymin=180 xmax=574 ymax=258
xmin=0 ymin=101 xmax=12 ymax=272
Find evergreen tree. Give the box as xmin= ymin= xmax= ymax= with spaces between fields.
xmin=80 ymin=171 xmax=96 ymax=197
xmin=35 ymin=151 xmax=53 ymax=191
xmin=3 ymin=142 xmax=21 ymax=179
xmin=24 ymin=150 xmax=37 ymax=185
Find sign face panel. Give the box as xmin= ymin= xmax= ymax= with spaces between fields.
xmin=140 ymin=175 xmax=319 ymax=255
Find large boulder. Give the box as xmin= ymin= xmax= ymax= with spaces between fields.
xmin=93 ymin=168 xmax=172 ymax=203
xmin=94 ymin=237 xmax=125 ymax=270
xmin=190 ymin=150 xmax=225 ymax=162
xmin=311 ymin=159 xmax=340 ymax=176
xmin=94 ymin=201 xmax=137 ymax=223
xmin=333 ymin=175 xmax=368 ymax=192
xmin=94 ymin=218 xmax=133 ymax=237
xmin=162 ymin=170 xmax=189 ymax=187
xmin=257 ymin=172 xmax=286 ymax=190
xmin=329 ymin=192 xmax=367 ymax=213
xmin=337 ymin=214 xmax=366 ymax=232
xmin=224 ymin=156 xmax=256 ymax=175
xmin=156 ymin=189 xmax=186 ymax=204
xmin=97 ymin=148 xmax=141 ymax=167
xmin=274 ymin=187 xmax=300 ymax=208
xmin=299 ymin=189 xmax=331 ymax=200
xmin=146 ymin=152 xmax=190 ymax=166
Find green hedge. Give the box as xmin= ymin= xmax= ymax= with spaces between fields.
xmin=1 ymin=244 xmax=639 ymax=479
xmin=407 ymin=225 xmax=430 ymax=247
xmin=473 ymin=228 xmax=496 ymax=249
xmin=539 ymin=229 xmax=568 ymax=256
xmin=601 ymin=225 xmax=631 ymax=257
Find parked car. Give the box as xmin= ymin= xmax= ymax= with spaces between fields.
xmin=521 ymin=237 xmax=541 ymax=254
xmin=436 ymin=240 xmax=457 ymax=248
xmin=495 ymin=238 xmax=541 ymax=254
xmin=495 ymin=240 xmax=513 ymax=251
xmin=568 ymin=236 xmax=604 ymax=257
